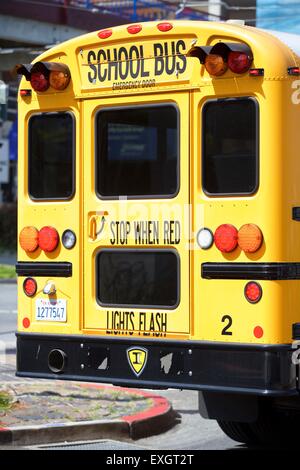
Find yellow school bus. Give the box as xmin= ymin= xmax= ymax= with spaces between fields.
xmin=15 ymin=20 xmax=300 ymax=445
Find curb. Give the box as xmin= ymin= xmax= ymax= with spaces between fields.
xmin=0 ymin=384 xmax=177 ymax=446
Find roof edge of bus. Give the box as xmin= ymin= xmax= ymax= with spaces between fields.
xmin=28 ymin=20 xmax=299 ymax=67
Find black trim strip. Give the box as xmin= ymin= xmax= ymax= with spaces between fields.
xmin=16 ymin=333 xmax=296 ymax=396
xmin=16 ymin=262 xmax=72 ymax=277
xmin=202 ymin=262 xmax=300 ymax=280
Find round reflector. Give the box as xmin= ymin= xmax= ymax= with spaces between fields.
xmin=253 ymin=325 xmax=264 ymax=339
xmin=197 ymin=228 xmax=214 ymax=250
xmin=49 ymin=70 xmax=70 ymax=91
xmin=204 ymin=54 xmax=228 ymax=76
xmin=228 ymin=51 xmax=252 ymax=74
xmin=38 ymin=226 xmax=59 ymax=252
xmin=238 ymin=224 xmax=263 ymax=253
xmin=19 ymin=226 xmax=39 ymax=253
xmin=244 ymin=281 xmax=262 ymax=304
xmin=214 ymin=224 xmax=238 ymax=253
xmin=22 ymin=317 xmax=31 ymax=329
xmin=23 ymin=277 xmax=37 ymax=297
xmin=30 ymin=71 xmax=50 ymax=92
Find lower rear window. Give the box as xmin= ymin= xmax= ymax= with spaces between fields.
xmin=97 ymin=250 xmax=179 ymax=308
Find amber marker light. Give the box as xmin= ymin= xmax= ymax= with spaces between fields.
xmin=204 ymin=54 xmax=228 ymax=76
xmin=238 ymin=224 xmax=263 ymax=253
xmin=49 ymin=70 xmax=70 ymax=91
xmin=19 ymin=226 xmax=39 ymax=253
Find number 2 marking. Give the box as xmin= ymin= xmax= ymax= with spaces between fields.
xmin=221 ymin=315 xmax=233 ymax=336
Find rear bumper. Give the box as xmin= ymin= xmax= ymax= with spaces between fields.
xmin=16 ymin=333 xmax=297 ymax=397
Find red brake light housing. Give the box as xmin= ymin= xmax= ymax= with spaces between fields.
xmin=16 ymin=62 xmax=71 ymax=92
xmin=38 ymin=226 xmax=59 ymax=252
xmin=188 ymin=42 xmax=253 ymax=77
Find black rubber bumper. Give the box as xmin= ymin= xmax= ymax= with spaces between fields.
xmin=16 ymin=333 xmax=297 ymax=396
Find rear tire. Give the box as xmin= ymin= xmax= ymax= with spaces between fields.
xmin=218 ymin=406 xmax=300 ymax=446
xmin=217 ymin=420 xmax=260 ymax=445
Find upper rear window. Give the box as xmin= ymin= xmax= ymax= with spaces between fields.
xmin=28 ymin=112 xmax=74 ymax=200
xmin=202 ymin=98 xmax=258 ymax=195
xmin=96 ymin=105 xmax=179 ymax=198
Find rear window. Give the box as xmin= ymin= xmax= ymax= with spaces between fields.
xmin=96 ymin=105 xmax=179 ymax=198
xmin=97 ymin=250 xmax=179 ymax=308
xmin=28 ymin=112 xmax=74 ymax=199
xmin=202 ymin=98 xmax=258 ymax=195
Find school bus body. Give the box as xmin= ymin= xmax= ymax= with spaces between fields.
xmin=16 ymin=21 xmax=300 ymax=431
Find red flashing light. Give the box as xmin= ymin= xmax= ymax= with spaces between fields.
xmin=214 ymin=224 xmax=238 ymax=253
xmin=253 ymin=325 xmax=264 ymax=339
xmin=38 ymin=226 xmax=59 ymax=252
xmin=127 ymin=24 xmax=142 ymax=34
xmin=245 ymin=281 xmax=262 ymax=304
xmin=98 ymin=29 xmax=112 ymax=39
xmin=157 ymin=22 xmax=173 ymax=32
xmin=228 ymin=51 xmax=252 ymax=74
xmin=30 ymin=71 xmax=49 ymax=92
xmin=22 ymin=317 xmax=31 ymax=329
xmin=23 ymin=278 xmax=37 ymax=297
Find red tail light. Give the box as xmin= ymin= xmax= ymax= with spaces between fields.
xmin=228 ymin=51 xmax=252 ymax=74
xmin=214 ymin=224 xmax=238 ymax=253
xmin=30 ymin=71 xmax=50 ymax=92
xmin=38 ymin=226 xmax=59 ymax=252
xmin=244 ymin=282 xmax=262 ymax=303
xmin=23 ymin=277 xmax=37 ymax=297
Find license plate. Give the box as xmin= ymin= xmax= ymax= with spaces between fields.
xmin=35 ymin=299 xmax=67 ymax=322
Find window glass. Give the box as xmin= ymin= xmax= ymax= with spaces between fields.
xmin=203 ymin=99 xmax=258 ymax=195
xmin=97 ymin=250 xmax=179 ymax=308
xmin=29 ymin=113 xmax=74 ymax=199
xmin=96 ymin=105 xmax=179 ymax=197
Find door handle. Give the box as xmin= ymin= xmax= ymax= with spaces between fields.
xmin=89 ymin=212 xmax=108 ymax=241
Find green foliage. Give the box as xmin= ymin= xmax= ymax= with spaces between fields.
xmin=0 ymin=264 xmax=15 ymax=279
xmin=0 ymin=391 xmax=12 ymax=411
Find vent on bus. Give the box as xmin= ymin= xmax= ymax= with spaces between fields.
xmin=16 ymin=62 xmax=71 ymax=93
xmin=188 ymin=42 xmax=253 ymax=77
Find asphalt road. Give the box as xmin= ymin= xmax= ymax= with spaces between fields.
xmin=0 ymin=283 xmax=237 ymax=450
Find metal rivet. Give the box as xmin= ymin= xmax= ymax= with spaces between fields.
xmin=80 ymin=364 xmax=85 ymax=370
xmin=80 ymin=344 xmax=84 ymax=349
xmin=188 ymin=371 xmax=193 ymax=377
xmin=188 ymin=349 xmax=192 ymax=355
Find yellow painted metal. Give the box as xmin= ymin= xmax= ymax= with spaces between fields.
xmin=17 ymin=20 xmax=300 ymax=345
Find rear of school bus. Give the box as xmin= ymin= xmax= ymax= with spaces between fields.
xmin=16 ymin=21 xmax=300 ymax=444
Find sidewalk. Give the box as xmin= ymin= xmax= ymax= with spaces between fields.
xmin=0 ymin=359 xmax=176 ymax=446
